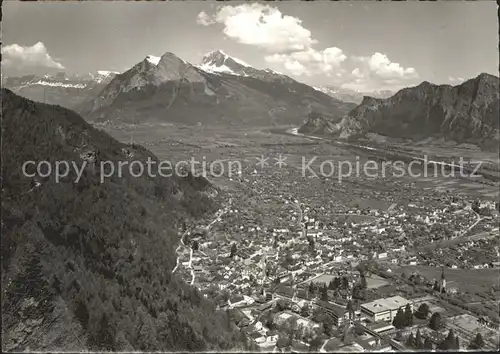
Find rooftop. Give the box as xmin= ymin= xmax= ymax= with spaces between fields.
xmin=361 ymin=296 xmax=411 ymax=314
xmin=315 ymin=300 xmax=347 ymax=317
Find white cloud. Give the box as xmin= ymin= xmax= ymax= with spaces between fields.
xmin=366 ymin=52 xmax=417 ymax=80
xmin=197 ymin=3 xmax=316 ymax=52
xmin=198 ymin=5 xmax=420 ymax=90
xmin=265 ymin=47 xmax=346 ymax=76
xmin=352 ymin=68 xmax=364 ymax=79
xmin=2 ymin=42 xmax=64 ymax=70
xmin=283 ymin=60 xmax=309 ymax=77
xmin=196 ymin=11 xmax=215 ymax=26
xmin=343 ymin=52 xmax=419 ymax=91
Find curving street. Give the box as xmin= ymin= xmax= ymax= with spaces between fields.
xmin=172 ymin=198 xmax=233 ymax=286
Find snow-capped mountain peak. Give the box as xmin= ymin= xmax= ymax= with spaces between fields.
xmin=93 ymin=70 xmax=120 ymax=83
xmin=97 ymin=70 xmax=120 ymax=76
xmin=202 ymin=50 xmax=250 ymax=67
xmin=196 ymin=49 xmax=292 ymax=83
xmin=198 ymin=50 xmax=252 ymax=75
xmin=146 ymin=55 xmax=161 ymax=66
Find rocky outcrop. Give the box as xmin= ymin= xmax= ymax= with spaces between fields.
xmin=298 ymin=111 xmax=337 ymax=135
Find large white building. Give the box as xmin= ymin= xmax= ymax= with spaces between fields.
xmin=360 ymin=296 xmax=412 ymax=323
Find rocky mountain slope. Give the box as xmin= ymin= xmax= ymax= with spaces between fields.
xmin=77 ymin=50 xmax=356 ymax=126
xmin=313 ymin=86 xmax=394 ymax=104
xmin=1 ymin=89 xmax=247 ymax=351
xmin=3 ymin=71 xmax=119 ymax=109
xmin=301 ymin=73 xmax=500 ymax=150
xmin=298 ymin=111 xmax=337 ymax=135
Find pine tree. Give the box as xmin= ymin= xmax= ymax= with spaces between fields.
xmin=308 ymin=281 xmax=315 ymax=295
xmin=406 ymin=332 xmax=415 ymax=347
xmin=404 ymin=303 xmax=413 ymax=326
xmin=74 ymin=292 xmax=90 ymax=329
xmin=415 ymin=303 xmax=429 ymax=319
xmin=342 ymin=276 xmax=349 ymax=289
xmin=15 ymin=253 xmax=45 ymax=298
xmin=469 ymin=333 xmax=484 ymax=349
xmin=230 ymin=243 xmax=237 ymax=257
xmin=415 ymin=329 xmax=423 ymax=349
xmin=51 ymin=275 xmax=62 ymax=295
xmin=346 ymin=299 xmax=354 ymax=320
xmin=323 ymin=316 xmax=333 ymax=336
xmin=392 ymin=308 xmax=406 ymax=329
xmin=455 ymin=336 xmax=460 ymax=350
xmin=424 ymin=337 xmax=433 ymax=350
xmin=95 ymin=312 xmax=116 ymax=350
xmin=360 ymin=275 xmax=368 ymax=289
xmin=334 ymin=277 xmax=341 ymax=289
xmin=446 ymin=329 xmax=455 ymax=344
xmin=352 ymin=284 xmax=366 ymax=300
xmin=429 ymin=312 xmax=442 ymax=330
xmin=320 ymin=284 xmax=329 ymax=301
xmin=301 ymin=304 xmax=310 ymax=317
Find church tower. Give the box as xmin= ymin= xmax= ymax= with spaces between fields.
xmin=440 ymin=268 xmax=446 ymax=293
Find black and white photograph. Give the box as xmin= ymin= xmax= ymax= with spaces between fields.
xmin=1 ymin=0 xmax=499 ymax=352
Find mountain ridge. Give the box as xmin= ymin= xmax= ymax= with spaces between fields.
xmin=299 ymin=73 xmax=500 ymax=150
xmin=3 ymin=71 xmax=120 ymax=109
xmin=77 ymin=50 xmax=356 ymax=126
xmin=313 ymin=86 xmax=394 ymax=104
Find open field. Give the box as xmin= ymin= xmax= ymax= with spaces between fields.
xmin=364 ymin=274 xmax=390 ymax=289
xmin=308 ymin=274 xmax=336 ymax=285
xmin=100 ymin=123 xmax=500 ymax=205
xmin=100 ymin=124 xmax=499 ymax=201
xmin=346 ymin=197 xmax=393 ymax=211
xmin=394 ymin=266 xmax=500 ymax=292
xmin=390 ymin=142 xmax=500 ymax=166
xmin=307 ymin=273 xmax=388 ymax=289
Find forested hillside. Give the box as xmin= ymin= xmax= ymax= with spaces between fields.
xmin=1 ymin=89 xmax=247 ymax=351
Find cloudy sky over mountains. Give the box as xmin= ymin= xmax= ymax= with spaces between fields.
xmin=3 ymin=1 xmax=497 ymax=91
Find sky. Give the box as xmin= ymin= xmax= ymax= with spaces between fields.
xmin=2 ymin=0 xmax=498 ymax=91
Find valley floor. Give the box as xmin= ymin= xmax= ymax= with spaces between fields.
xmin=99 ymin=122 xmax=499 ymax=352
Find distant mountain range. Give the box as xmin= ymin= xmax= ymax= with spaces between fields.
xmin=312 ymin=86 xmax=394 ymax=104
xmin=5 ymin=50 xmax=498 ymax=147
xmin=299 ymin=73 xmax=500 ymax=151
xmin=2 ymin=71 xmax=119 ymax=109
xmin=76 ymin=50 xmax=355 ymax=126
xmin=1 ymin=89 xmax=246 ymax=351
